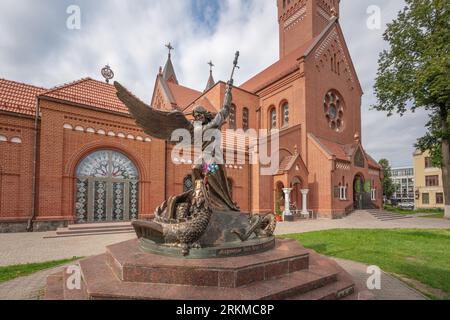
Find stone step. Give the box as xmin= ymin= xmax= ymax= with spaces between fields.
xmin=372 ymin=212 xmax=412 ymax=217
xmin=78 ymin=254 xmax=340 ymax=300
xmin=43 ymin=272 xmax=64 ymax=300
xmin=287 ymin=277 xmax=355 ymax=300
xmin=377 ymin=216 xmax=412 ymax=221
xmin=44 ymin=230 xmax=134 ymax=239
xmin=56 ymin=226 xmax=133 ymax=235
xmin=106 ymin=239 xmax=310 ymax=288
xmin=67 ymin=222 xmax=132 ymax=231
xmin=62 ymin=266 xmax=88 ymax=300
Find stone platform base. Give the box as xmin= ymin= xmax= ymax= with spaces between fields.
xmin=44 ymin=239 xmax=373 ymax=300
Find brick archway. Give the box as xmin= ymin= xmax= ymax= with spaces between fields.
xmin=64 ymin=141 xmax=149 ymax=223
xmin=74 ymin=149 xmax=140 ymax=223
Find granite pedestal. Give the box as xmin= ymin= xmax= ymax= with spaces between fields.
xmin=44 ymin=238 xmax=372 ymax=300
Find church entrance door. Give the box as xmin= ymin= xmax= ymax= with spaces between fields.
xmin=75 ymin=150 xmax=139 ymax=223
xmin=353 ymin=174 xmax=373 ymax=210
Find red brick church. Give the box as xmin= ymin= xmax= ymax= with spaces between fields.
xmin=0 ymin=0 xmax=382 ymax=232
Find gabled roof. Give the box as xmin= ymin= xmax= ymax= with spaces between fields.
xmin=162 ymin=55 xmax=178 ymax=84
xmin=278 ymin=154 xmax=300 ymax=173
xmin=39 ymin=78 xmax=130 ymax=115
xmin=166 ymin=82 xmax=202 ymax=110
xmin=0 ymin=78 xmax=46 ymax=116
xmin=311 ymin=134 xmax=381 ymax=170
xmin=240 ymin=18 xmax=338 ymax=93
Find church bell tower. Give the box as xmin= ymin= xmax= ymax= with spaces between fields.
xmin=277 ymin=0 xmax=340 ymax=58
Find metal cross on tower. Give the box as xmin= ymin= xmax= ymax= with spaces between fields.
xmin=165 ymin=42 xmax=174 ymax=57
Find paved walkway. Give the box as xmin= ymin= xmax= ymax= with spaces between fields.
xmin=0 ymin=210 xmax=447 ymax=300
xmin=0 ymin=211 xmax=448 ymax=266
xmin=275 ymin=210 xmax=450 ymax=235
xmin=0 ymin=232 xmax=136 ymax=266
xmin=333 ymin=258 xmax=426 ymax=300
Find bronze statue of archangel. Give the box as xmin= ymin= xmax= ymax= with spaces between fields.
xmin=115 ymin=52 xmax=276 ymax=257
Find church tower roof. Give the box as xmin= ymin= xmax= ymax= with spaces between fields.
xmin=204 ymin=61 xmax=216 ymax=92
xmin=162 ymin=43 xmax=178 ymax=84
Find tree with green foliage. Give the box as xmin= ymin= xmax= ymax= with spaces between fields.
xmin=378 ymin=159 xmax=395 ymax=201
xmin=373 ymin=0 xmax=450 ymax=217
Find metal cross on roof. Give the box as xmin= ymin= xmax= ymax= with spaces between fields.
xmin=165 ymin=42 xmax=174 ymax=56
xmin=207 ymin=60 xmax=215 ymax=72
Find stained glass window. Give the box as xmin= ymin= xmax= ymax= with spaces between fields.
xmin=270 ymin=108 xmax=277 ymax=130
xmin=354 ymin=149 xmax=365 ymax=168
xmin=76 ymin=150 xmax=138 ymax=179
xmin=75 ymin=150 xmax=139 ymax=223
xmin=324 ymin=90 xmax=345 ymax=132
xmin=229 ymin=104 xmax=237 ymax=130
xmin=243 ymin=108 xmax=249 ymax=131
xmin=282 ymin=102 xmax=289 ymax=127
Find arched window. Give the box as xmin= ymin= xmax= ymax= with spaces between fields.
xmin=75 ymin=150 xmax=139 ymax=223
xmin=183 ymin=175 xmax=193 ymax=192
xmin=229 ymin=104 xmax=237 ymax=130
xmin=281 ymin=102 xmax=289 ymax=127
xmin=243 ymin=108 xmax=249 ymax=131
xmin=10 ymin=137 xmax=22 ymax=144
xmin=269 ymin=107 xmax=277 ymax=130
xmin=324 ymin=90 xmax=345 ymax=132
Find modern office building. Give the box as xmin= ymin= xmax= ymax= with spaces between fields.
xmin=390 ymin=167 xmax=415 ymax=204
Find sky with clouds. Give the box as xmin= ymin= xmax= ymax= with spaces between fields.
xmin=0 ymin=0 xmax=430 ymax=168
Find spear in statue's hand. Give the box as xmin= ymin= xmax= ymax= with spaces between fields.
xmin=228 ymin=51 xmax=240 ymax=87
xmin=223 ymin=51 xmax=239 ymax=107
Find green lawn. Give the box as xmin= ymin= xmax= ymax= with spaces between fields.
xmin=0 ymin=257 xmax=81 ymax=284
xmin=384 ymin=205 xmax=444 ymax=215
xmin=283 ymin=229 xmax=450 ymax=299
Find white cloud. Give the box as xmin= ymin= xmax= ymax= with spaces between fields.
xmin=0 ymin=0 xmax=430 ymax=167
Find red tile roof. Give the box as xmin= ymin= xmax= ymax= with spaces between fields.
xmin=315 ymin=136 xmax=350 ymax=161
xmin=184 ymin=96 xmax=217 ymax=114
xmin=167 ymin=82 xmax=202 ymax=110
xmin=278 ymin=154 xmax=300 ymax=173
xmin=0 ymin=79 xmax=46 ymax=116
xmin=240 ymin=37 xmax=317 ymax=93
xmin=314 ymin=135 xmax=380 ymax=170
xmin=40 ymin=78 xmax=130 ymax=114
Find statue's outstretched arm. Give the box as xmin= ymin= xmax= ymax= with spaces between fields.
xmin=205 ymin=84 xmax=232 ymax=130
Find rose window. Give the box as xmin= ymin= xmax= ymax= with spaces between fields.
xmin=323 ymin=90 xmax=344 ymax=132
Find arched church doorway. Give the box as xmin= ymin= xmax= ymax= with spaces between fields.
xmin=291 ymin=177 xmax=303 ymax=213
xmin=74 ymin=150 xmax=139 ymax=223
xmin=274 ymin=181 xmax=285 ymax=215
xmin=353 ymin=174 xmax=373 ymax=210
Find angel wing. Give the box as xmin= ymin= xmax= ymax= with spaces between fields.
xmin=115 ymin=81 xmax=193 ymax=142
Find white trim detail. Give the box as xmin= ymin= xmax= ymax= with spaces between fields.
xmin=117 ymin=133 xmax=126 ymax=139
xmin=75 ymin=126 xmax=84 ymax=132
xmin=107 ymin=131 xmax=116 ymax=137
xmin=0 ymin=135 xmax=7 ymax=142
xmin=127 ymin=134 xmax=135 ymax=140
xmin=10 ymin=137 xmax=22 ymax=144
xmin=284 ymin=6 xmax=307 ymax=30
xmin=136 ymin=136 xmax=144 ymax=141
xmin=63 ymin=124 xmax=73 ymax=130
xmin=97 ymin=129 xmax=106 ymax=135
xmin=86 ymin=128 xmax=95 ymax=133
